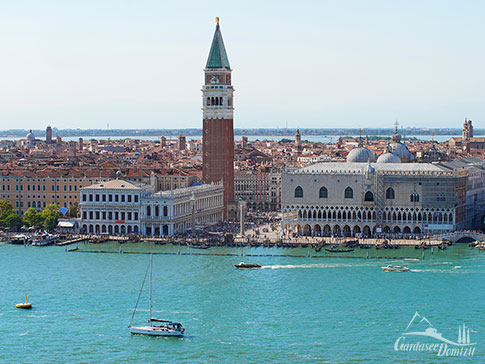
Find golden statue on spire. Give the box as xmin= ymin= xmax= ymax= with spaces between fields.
xmin=216 ymin=17 xmax=220 ymax=24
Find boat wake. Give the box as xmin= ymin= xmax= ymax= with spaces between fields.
xmin=261 ymin=263 xmax=369 ymax=269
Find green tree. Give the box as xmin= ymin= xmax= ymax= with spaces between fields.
xmin=4 ymin=213 xmax=22 ymax=231
xmin=0 ymin=200 xmax=20 ymax=229
xmin=40 ymin=204 xmax=61 ymax=231
xmin=68 ymin=203 xmax=79 ymax=218
xmin=23 ymin=208 xmax=43 ymax=228
xmin=0 ymin=200 xmax=15 ymax=222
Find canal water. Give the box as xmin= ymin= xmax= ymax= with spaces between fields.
xmin=1 ymin=242 xmax=483 ymax=363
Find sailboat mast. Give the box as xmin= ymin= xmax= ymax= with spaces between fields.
xmin=149 ymin=254 xmax=153 ymax=326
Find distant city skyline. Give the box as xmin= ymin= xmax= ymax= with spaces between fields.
xmin=0 ymin=0 xmax=483 ymax=130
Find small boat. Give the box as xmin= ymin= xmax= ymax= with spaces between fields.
xmin=234 ymin=262 xmax=262 ymax=269
xmin=16 ymin=293 xmax=32 ymax=309
xmin=129 ymin=254 xmax=185 ymax=337
xmin=325 ymin=248 xmax=354 ymax=253
xmin=382 ymin=265 xmax=409 ymax=272
xmin=32 ymin=233 xmax=58 ymax=246
xmin=10 ymin=234 xmax=28 ymax=245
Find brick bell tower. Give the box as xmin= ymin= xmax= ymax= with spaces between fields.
xmin=202 ymin=17 xmax=235 ymax=218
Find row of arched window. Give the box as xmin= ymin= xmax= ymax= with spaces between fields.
xmin=294 ymin=186 xmax=420 ymax=202
xmin=207 ymin=97 xmax=224 ymax=106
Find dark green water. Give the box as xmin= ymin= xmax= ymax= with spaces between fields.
xmin=0 ymin=242 xmax=483 ymax=363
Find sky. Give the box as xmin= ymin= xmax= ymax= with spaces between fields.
xmin=0 ymin=0 xmax=483 ymax=130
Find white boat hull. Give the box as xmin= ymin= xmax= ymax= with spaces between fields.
xmin=382 ymin=266 xmax=409 ymax=272
xmin=129 ymin=325 xmax=184 ymax=337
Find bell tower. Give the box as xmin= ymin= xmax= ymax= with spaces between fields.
xmin=202 ymin=18 xmax=235 ymax=218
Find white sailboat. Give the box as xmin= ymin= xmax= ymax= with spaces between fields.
xmin=129 ymin=254 xmax=185 ymax=337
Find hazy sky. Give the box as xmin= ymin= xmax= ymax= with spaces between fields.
xmin=0 ymin=0 xmax=483 ymax=130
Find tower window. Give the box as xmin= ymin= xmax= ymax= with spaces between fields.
xmin=207 ymin=97 xmax=211 ymax=106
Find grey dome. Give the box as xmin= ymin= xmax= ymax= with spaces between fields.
xmin=26 ymin=130 xmax=35 ymax=141
xmin=347 ymin=147 xmax=375 ymax=163
xmin=389 ymin=142 xmax=414 ymax=163
xmin=377 ymin=152 xmax=401 ymax=163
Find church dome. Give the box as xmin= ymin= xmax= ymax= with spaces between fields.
xmin=26 ymin=130 xmax=35 ymax=141
xmin=347 ymin=147 xmax=375 ymax=163
xmin=377 ymin=151 xmax=401 ymax=163
xmin=389 ymin=142 xmax=414 ymax=163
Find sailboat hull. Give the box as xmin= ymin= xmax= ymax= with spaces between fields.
xmin=129 ymin=326 xmax=184 ymax=337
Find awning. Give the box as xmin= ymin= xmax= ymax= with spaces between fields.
xmin=57 ymin=221 xmax=75 ymax=228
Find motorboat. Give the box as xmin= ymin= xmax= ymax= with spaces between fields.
xmin=129 ymin=254 xmax=185 ymax=337
xmin=16 ymin=293 xmax=32 ymax=309
xmin=31 ymin=234 xmax=58 ymax=246
xmin=234 ymin=262 xmax=262 ymax=269
xmin=382 ymin=265 xmax=410 ymax=272
xmin=10 ymin=234 xmax=28 ymax=245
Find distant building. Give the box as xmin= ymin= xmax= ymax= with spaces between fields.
xmin=80 ymin=179 xmax=224 ymax=235
xmin=235 ymin=171 xmax=281 ymax=211
xmin=281 ymin=131 xmax=485 ymax=236
xmin=46 ymin=126 xmax=52 ymax=144
xmin=295 ymin=129 xmax=302 ymax=154
xmin=449 ymin=119 xmax=485 ymax=154
xmin=178 ymin=135 xmax=186 ymax=151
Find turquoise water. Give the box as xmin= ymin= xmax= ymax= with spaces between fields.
xmin=1 ymin=243 xmax=483 ymax=363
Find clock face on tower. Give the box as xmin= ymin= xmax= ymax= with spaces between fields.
xmin=210 ymin=76 xmax=219 ymax=84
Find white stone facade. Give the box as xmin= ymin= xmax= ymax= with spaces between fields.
xmin=80 ymin=179 xmax=224 ymax=236
xmin=281 ymin=162 xmax=468 ymax=237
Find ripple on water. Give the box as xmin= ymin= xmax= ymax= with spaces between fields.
xmin=0 ymin=243 xmax=483 ymax=363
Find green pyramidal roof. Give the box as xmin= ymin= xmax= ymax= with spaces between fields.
xmin=206 ymin=24 xmax=230 ymax=69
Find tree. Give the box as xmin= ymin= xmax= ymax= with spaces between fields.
xmin=68 ymin=203 xmax=79 ymax=218
xmin=40 ymin=204 xmax=61 ymax=231
xmin=0 ymin=200 xmax=20 ymax=229
xmin=23 ymin=208 xmax=43 ymax=228
xmin=0 ymin=200 xmax=15 ymax=223
xmin=4 ymin=213 xmax=22 ymax=231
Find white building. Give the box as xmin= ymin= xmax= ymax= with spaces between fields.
xmin=80 ymin=179 xmax=224 ymax=236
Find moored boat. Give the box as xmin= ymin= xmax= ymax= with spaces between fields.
xmin=31 ymin=233 xmax=58 ymax=246
xmin=10 ymin=234 xmax=28 ymax=245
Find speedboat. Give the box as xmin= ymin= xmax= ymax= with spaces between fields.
xmin=130 ymin=319 xmax=185 ymax=337
xmin=234 ymin=262 xmax=262 ymax=269
xmin=382 ymin=265 xmax=409 ymax=272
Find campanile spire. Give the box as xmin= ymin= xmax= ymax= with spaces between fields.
xmin=202 ymin=19 xmax=235 ymax=218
